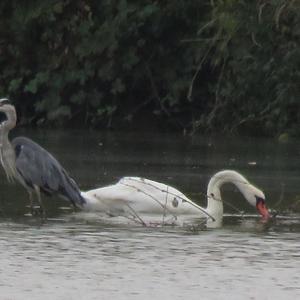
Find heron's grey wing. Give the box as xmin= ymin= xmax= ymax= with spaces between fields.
xmin=12 ymin=137 xmax=85 ymax=206
xmin=13 ymin=137 xmax=62 ymax=193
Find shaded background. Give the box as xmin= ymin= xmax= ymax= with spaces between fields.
xmin=0 ymin=1 xmax=299 ymax=136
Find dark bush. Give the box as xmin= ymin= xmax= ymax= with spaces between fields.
xmin=0 ymin=1 xmax=299 ymax=136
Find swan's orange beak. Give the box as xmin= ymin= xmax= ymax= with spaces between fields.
xmin=256 ymin=199 xmax=270 ymax=219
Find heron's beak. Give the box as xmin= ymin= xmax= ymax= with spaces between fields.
xmin=256 ymin=199 xmax=270 ymax=219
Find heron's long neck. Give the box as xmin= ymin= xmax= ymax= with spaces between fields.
xmin=206 ymin=171 xmax=249 ymax=221
xmin=0 ymin=125 xmax=17 ymax=182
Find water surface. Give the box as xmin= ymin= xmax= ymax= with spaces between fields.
xmin=0 ymin=130 xmax=299 ymax=299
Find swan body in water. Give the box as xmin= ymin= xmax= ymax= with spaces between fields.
xmin=81 ymin=170 xmax=270 ymax=226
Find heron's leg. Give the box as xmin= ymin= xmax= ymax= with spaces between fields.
xmin=28 ymin=190 xmax=34 ymax=214
xmin=34 ymin=185 xmax=46 ymax=218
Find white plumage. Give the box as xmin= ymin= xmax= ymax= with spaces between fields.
xmin=81 ymin=170 xmax=270 ymax=226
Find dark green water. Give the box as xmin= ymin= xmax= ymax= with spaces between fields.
xmin=0 ymin=130 xmax=299 ymax=299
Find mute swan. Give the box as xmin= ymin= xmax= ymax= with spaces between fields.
xmin=81 ymin=170 xmax=270 ymax=226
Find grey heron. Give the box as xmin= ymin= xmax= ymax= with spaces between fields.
xmin=0 ymin=98 xmax=85 ymax=215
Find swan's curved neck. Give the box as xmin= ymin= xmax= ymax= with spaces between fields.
xmin=206 ymin=171 xmax=250 ymax=221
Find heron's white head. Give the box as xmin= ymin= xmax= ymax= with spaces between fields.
xmin=0 ymin=98 xmax=17 ymax=129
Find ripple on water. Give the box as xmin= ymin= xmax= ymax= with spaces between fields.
xmin=0 ymin=215 xmax=299 ymax=300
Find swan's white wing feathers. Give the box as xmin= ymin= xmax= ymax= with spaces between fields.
xmin=82 ymin=177 xmax=207 ymax=216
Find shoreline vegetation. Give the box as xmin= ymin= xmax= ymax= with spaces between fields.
xmin=0 ymin=1 xmax=299 ymax=136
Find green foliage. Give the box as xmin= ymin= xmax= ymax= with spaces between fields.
xmin=189 ymin=0 xmax=300 ymax=135
xmin=0 ymin=1 xmax=299 ymax=135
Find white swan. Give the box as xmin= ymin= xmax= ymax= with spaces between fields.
xmin=81 ymin=170 xmax=270 ymax=226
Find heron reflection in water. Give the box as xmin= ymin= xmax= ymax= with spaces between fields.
xmin=0 ymin=98 xmax=85 ymax=216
